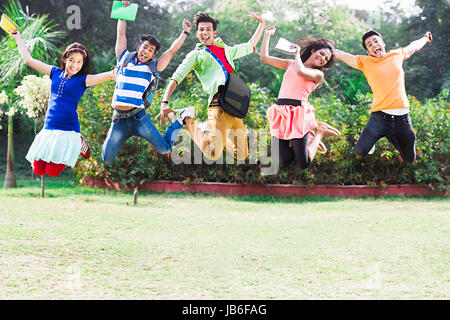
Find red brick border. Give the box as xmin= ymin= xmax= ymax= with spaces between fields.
xmin=84 ymin=177 xmax=448 ymax=197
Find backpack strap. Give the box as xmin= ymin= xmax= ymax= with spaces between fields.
xmin=204 ymin=47 xmax=229 ymax=82
xmin=122 ymin=51 xmax=164 ymax=80
xmin=121 ymin=51 xmax=167 ymax=108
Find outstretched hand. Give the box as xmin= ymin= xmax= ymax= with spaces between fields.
xmin=9 ymin=30 xmax=20 ymax=40
xmin=112 ymin=65 xmax=118 ymax=79
xmin=155 ymin=106 xmax=175 ymax=126
xmin=290 ymin=44 xmax=301 ymax=56
xmin=249 ymin=12 xmax=264 ymax=24
xmin=265 ymin=26 xmax=276 ymax=36
xmin=182 ymin=19 xmax=192 ymax=33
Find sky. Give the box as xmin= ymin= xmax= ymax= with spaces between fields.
xmin=335 ymin=0 xmax=422 ymax=16
xmin=157 ymin=0 xmax=425 ymax=18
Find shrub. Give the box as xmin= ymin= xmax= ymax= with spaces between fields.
xmin=75 ymin=80 xmax=449 ymax=191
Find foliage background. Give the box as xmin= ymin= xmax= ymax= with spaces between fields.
xmin=0 ymin=0 xmax=448 ymax=190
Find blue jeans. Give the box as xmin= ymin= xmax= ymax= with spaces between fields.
xmin=102 ymin=109 xmax=183 ymax=162
xmin=354 ymin=111 xmax=416 ymax=163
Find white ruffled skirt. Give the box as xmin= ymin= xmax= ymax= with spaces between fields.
xmin=26 ymin=129 xmax=82 ymax=168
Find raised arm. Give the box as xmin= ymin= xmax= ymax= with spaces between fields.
xmin=334 ymin=49 xmax=359 ymax=69
xmin=10 ymin=30 xmax=52 ymax=76
xmin=403 ymin=32 xmax=432 ymax=60
xmin=115 ymin=1 xmax=130 ymax=58
xmin=156 ymin=19 xmax=192 ymax=72
xmin=247 ymin=12 xmax=265 ymax=48
xmin=292 ymin=45 xmax=324 ymax=83
xmin=259 ymin=27 xmax=291 ymax=70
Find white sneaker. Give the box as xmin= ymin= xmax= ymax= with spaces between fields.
xmin=197 ymin=121 xmax=209 ymax=133
xmin=368 ymin=145 xmax=376 ymax=154
xmin=173 ymin=107 xmax=195 ymax=125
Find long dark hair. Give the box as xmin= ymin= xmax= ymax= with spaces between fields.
xmin=60 ymin=43 xmax=90 ymax=75
xmin=297 ymin=37 xmax=335 ymax=71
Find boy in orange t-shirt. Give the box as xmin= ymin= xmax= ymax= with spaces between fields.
xmin=335 ymin=30 xmax=432 ymax=163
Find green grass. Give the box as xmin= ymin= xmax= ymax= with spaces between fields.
xmin=0 ymin=179 xmax=449 ymax=299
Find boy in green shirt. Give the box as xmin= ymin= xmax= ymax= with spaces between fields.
xmin=157 ymin=11 xmax=265 ymax=161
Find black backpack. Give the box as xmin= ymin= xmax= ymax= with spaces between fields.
xmin=122 ymin=51 xmax=165 ymax=108
xmin=205 ymin=47 xmax=251 ymax=119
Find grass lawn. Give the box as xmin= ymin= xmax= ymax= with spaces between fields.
xmin=0 ymin=178 xmax=449 ymax=299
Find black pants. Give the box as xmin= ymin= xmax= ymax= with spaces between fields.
xmin=355 ymin=111 xmax=416 ymax=163
xmin=272 ymin=133 xmax=310 ymax=169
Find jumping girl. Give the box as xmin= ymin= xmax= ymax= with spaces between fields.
xmin=10 ymin=30 xmax=115 ymax=176
xmin=260 ymin=27 xmax=340 ymax=169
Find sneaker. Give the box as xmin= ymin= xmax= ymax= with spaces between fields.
xmin=197 ymin=121 xmax=209 ymax=133
xmin=80 ymin=136 xmax=91 ymax=159
xmin=174 ymin=107 xmax=195 ymax=125
xmin=368 ymin=145 xmax=376 ymax=155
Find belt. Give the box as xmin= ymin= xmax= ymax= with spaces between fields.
xmin=372 ymin=111 xmax=409 ymax=121
xmin=113 ymin=108 xmax=143 ymax=120
xmin=209 ymin=99 xmax=220 ymax=108
xmin=276 ymin=98 xmax=303 ymax=107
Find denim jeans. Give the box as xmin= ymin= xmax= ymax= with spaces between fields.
xmin=102 ymin=108 xmax=183 ymax=162
xmin=354 ymin=111 xmax=416 ymax=163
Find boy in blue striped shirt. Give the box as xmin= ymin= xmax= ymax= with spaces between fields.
xmin=102 ymin=1 xmax=194 ymax=162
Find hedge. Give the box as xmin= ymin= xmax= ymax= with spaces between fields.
xmin=75 ymin=77 xmax=449 ymax=191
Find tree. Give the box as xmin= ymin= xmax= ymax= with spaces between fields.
xmin=17 ymin=0 xmax=171 ymax=72
xmin=0 ymin=0 xmax=63 ymax=188
xmin=403 ymin=0 xmax=450 ymax=99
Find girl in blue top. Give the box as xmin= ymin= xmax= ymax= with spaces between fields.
xmin=10 ymin=30 xmax=115 ymax=176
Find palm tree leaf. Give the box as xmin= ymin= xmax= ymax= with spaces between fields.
xmin=0 ymin=0 xmax=64 ymax=87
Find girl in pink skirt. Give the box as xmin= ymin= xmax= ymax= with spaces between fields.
xmin=260 ymin=27 xmax=340 ymax=169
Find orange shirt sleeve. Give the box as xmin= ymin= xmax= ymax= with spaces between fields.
xmin=391 ymin=48 xmax=406 ymax=60
xmin=355 ymin=55 xmax=366 ymax=71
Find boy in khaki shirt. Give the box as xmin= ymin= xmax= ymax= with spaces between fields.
xmin=335 ymin=30 xmax=432 ymax=163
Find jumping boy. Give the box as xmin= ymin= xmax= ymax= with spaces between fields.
xmin=102 ymin=1 xmax=194 ymax=162
xmin=157 ymin=11 xmax=265 ymax=161
xmin=335 ymin=30 xmax=432 ymax=163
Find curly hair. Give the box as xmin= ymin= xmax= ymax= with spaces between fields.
xmin=296 ymin=37 xmax=336 ymax=71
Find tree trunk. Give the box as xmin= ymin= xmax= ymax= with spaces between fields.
xmin=4 ymin=115 xmax=17 ymax=189
xmin=40 ymin=176 xmax=45 ymax=198
xmin=133 ymin=186 xmax=138 ymax=205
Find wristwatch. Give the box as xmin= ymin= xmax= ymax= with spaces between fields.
xmin=183 ymin=30 xmax=189 ymax=35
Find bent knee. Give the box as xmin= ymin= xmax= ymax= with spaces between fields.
xmin=354 ymin=144 xmax=369 ymax=157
